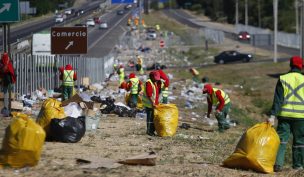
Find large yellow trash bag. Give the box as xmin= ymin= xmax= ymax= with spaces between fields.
xmin=0 ymin=112 xmax=46 ymax=168
xmin=125 ymin=93 xmax=143 ymax=109
xmin=36 ymin=98 xmax=65 ymax=134
xmin=154 ymin=104 xmax=178 ymax=137
xmin=223 ymin=122 xmax=280 ymax=173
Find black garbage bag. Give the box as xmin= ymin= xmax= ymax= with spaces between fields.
xmin=113 ymin=106 xmax=137 ymax=118
xmin=91 ymin=96 xmax=103 ymax=103
xmin=49 ymin=116 xmax=86 ymax=143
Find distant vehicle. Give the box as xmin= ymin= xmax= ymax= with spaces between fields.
xmin=146 ymin=63 xmax=166 ymax=71
xmin=64 ymin=8 xmax=74 ymax=15
xmin=124 ymin=4 xmax=132 ymax=10
xmin=117 ymin=10 xmax=124 ymax=15
xmin=238 ymin=31 xmax=250 ymax=40
xmin=214 ymin=50 xmax=253 ymax=64
xmin=86 ymin=19 xmax=95 ymax=27
xmin=74 ymin=23 xmax=86 ymax=27
xmin=93 ymin=17 xmax=101 ymax=24
xmin=55 ymin=14 xmax=64 ymax=23
xmin=75 ymin=9 xmax=84 ymax=16
xmin=99 ymin=22 xmax=108 ymax=29
xmin=146 ymin=27 xmax=157 ymax=40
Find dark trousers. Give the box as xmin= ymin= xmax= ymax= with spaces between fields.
xmin=215 ymin=102 xmax=231 ymax=132
xmin=128 ymin=94 xmax=138 ymax=108
xmin=275 ymin=118 xmax=304 ymax=169
xmin=63 ymin=86 xmax=73 ymax=100
xmin=145 ymin=107 xmax=155 ymax=135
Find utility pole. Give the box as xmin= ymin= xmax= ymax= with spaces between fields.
xmin=258 ymin=0 xmax=261 ymax=28
xmin=235 ymin=0 xmax=239 ymax=26
xmin=296 ymin=0 xmax=299 ymax=34
xmin=274 ymin=0 xmax=278 ymax=63
xmin=245 ymin=0 xmax=248 ymax=27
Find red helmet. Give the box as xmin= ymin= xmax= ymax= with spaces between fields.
xmin=203 ymin=84 xmax=213 ymax=94
xmin=129 ymin=73 xmax=136 ymax=79
xmin=290 ymin=56 xmax=303 ymax=69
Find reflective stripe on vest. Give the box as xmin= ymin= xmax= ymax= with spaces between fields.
xmin=63 ymin=70 xmax=74 ymax=86
xmin=161 ymin=81 xmax=169 ymax=97
xmin=142 ymin=79 xmax=156 ymax=108
xmin=119 ymin=68 xmax=124 ymax=84
xmin=208 ymin=88 xmax=230 ymax=105
xmin=278 ymin=73 xmax=304 ymax=118
xmin=130 ymin=77 xmax=139 ymax=94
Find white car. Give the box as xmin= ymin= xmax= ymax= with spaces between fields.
xmin=86 ymin=19 xmax=95 ymax=27
xmin=55 ymin=14 xmax=64 ymax=23
xmin=99 ymin=22 xmax=108 ymax=29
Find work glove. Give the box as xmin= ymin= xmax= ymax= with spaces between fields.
xmin=267 ymin=115 xmax=275 ymax=126
xmin=215 ymin=110 xmax=222 ymax=117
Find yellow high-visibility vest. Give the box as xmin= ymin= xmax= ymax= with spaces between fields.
xmin=63 ymin=70 xmax=74 ymax=86
xmin=130 ymin=77 xmax=139 ymax=94
xmin=278 ymin=72 xmax=304 ymax=118
xmin=208 ymin=88 xmax=230 ymax=105
xmin=142 ymin=79 xmax=156 ymax=108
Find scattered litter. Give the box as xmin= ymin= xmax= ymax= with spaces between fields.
xmin=118 ymin=152 xmax=157 ymax=166
xmin=63 ymin=102 xmax=83 ymax=118
xmin=77 ymin=157 xmax=122 ymax=169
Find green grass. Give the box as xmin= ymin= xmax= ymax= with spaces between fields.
xmin=230 ymin=106 xmax=257 ymax=127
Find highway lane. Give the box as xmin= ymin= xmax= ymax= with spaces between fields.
xmin=86 ymin=7 xmax=133 ymax=57
xmin=163 ymin=9 xmax=299 ymax=57
xmin=0 ymin=0 xmax=104 ymax=49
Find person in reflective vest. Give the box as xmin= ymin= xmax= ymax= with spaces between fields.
xmin=59 ymin=64 xmax=77 ymax=100
xmin=156 ymin=66 xmax=169 ymax=104
xmin=189 ymin=68 xmax=200 ymax=83
xmin=203 ymin=84 xmax=231 ymax=132
xmin=126 ymin=73 xmax=142 ymax=108
xmin=143 ymin=71 xmax=161 ymax=136
xmin=117 ymin=65 xmax=125 ymax=85
xmin=136 ymin=55 xmax=144 ymax=75
xmin=269 ymin=56 xmax=304 ymax=172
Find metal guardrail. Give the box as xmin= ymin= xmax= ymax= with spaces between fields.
xmin=11 ymin=52 xmax=114 ymax=97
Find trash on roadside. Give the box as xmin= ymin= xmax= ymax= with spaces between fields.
xmin=85 ymin=109 xmax=100 ymax=131
xmin=49 ymin=116 xmax=86 ymax=143
xmin=154 ymin=104 xmax=178 ymax=137
xmin=36 ymin=98 xmax=66 ymax=135
xmin=223 ymin=122 xmax=280 ymax=173
xmin=180 ymin=123 xmax=191 ymax=130
xmin=63 ymin=102 xmax=83 ymax=118
xmin=77 ymin=157 xmax=123 ymax=169
xmin=11 ymin=101 xmax=24 ymax=111
xmin=118 ymin=152 xmax=157 ymax=166
xmin=0 ymin=112 xmax=45 ymax=168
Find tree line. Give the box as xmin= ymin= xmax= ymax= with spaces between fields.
xmin=174 ymin=0 xmax=296 ymax=33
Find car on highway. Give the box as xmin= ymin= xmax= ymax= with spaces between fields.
xmin=86 ymin=19 xmax=95 ymax=27
xmin=64 ymin=8 xmax=74 ymax=15
xmin=93 ymin=17 xmax=101 ymax=24
xmin=75 ymin=9 xmax=84 ymax=16
xmin=238 ymin=31 xmax=250 ymax=40
xmin=99 ymin=22 xmax=108 ymax=29
xmin=117 ymin=10 xmax=125 ymax=15
xmin=146 ymin=27 xmax=157 ymax=40
xmin=55 ymin=14 xmax=64 ymax=23
xmin=124 ymin=4 xmax=132 ymax=10
xmin=214 ymin=50 xmax=253 ymax=64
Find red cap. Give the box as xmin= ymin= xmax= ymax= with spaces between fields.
xmin=119 ymin=64 xmax=124 ymax=68
xmin=150 ymin=71 xmax=160 ymax=81
xmin=290 ymin=56 xmax=303 ymax=69
xmin=203 ymin=84 xmax=213 ymax=94
xmin=129 ymin=73 xmax=136 ymax=79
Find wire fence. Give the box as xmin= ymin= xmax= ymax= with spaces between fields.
xmin=10 ymin=52 xmax=114 ymax=96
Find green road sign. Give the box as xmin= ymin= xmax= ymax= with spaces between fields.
xmin=0 ymin=0 xmax=20 ymax=22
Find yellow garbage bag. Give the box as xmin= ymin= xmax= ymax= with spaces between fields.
xmin=0 ymin=112 xmax=46 ymax=168
xmin=125 ymin=93 xmax=143 ymax=109
xmin=223 ymin=122 xmax=280 ymax=173
xmin=36 ymin=98 xmax=65 ymax=134
xmin=154 ymin=104 xmax=178 ymax=137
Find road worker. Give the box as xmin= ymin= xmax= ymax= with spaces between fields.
xmin=189 ymin=68 xmax=200 ymax=83
xmin=143 ymin=71 xmax=161 ymax=136
xmin=203 ymin=84 xmax=230 ymax=132
xmin=59 ymin=64 xmax=77 ymax=100
xmin=136 ymin=55 xmax=144 ymax=75
xmin=117 ymin=64 xmax=125 ymax=85
xmin=156 ymin=66 xmax=169 ymax=104
xmin=126 ymin=73 xmax=142 ymax=108
xmin=268 ymin=56 xmax=304 ymax=172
